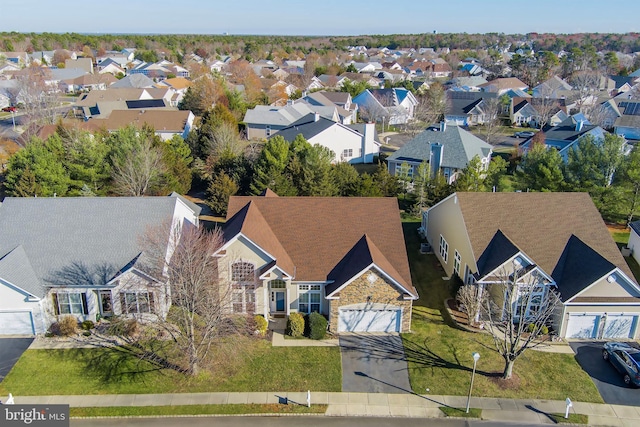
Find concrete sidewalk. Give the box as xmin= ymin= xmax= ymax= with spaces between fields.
xmin=6 ymin=392 xmax=640 ymax=426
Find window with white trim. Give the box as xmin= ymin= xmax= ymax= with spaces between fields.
xmin=453 ymin=250 xmax=461 ymax=276
xmin=53 ymin=292 xmax=88 ymax=315
xmin=269 ymin=279 xmax=286 ymax=289
xmin=120 ymin=291 xmax=154 ymax=314
xmin=298 ymin=284 xmax=321 ymax=314
xmin=439 ymin=235 xmax=449 ymax=263
xmin=231 ymin=261 xmax=256 ymax=314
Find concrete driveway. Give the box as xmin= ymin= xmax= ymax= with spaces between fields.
xmin=0 ymin=337 xmax=33 ymax=381
xmin=570 ymin=341 xmax=640 ymax=406
xmin=339 ymin=334 xmax=412 ymax=393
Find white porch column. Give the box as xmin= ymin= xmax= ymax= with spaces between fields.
xmin=286 ymin=286 xmax=290 ymax=316
xmin=263 ymin=285 xmax=268 ymax=318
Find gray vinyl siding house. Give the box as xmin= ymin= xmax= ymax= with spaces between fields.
xmin=0 ymin=194 xmax=200 ymax=335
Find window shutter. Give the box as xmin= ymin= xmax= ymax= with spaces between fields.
xmin=120 ymin=293 xmax=127 ymax=314
xmin=52 ymin=293 xmax=60 ymax=315
xmin=149 ymin=292 xmax=155 ymax=313
xmin=81 ymin=293 xmax=89 ymax=315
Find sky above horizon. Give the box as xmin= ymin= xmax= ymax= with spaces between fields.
xmin=4 ymin=0 xmax=640 ymax=36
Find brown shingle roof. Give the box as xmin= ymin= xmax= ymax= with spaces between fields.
xmin=91 ymin=110 xmax=190 ymax=132
xmin=456 ymin=192 xmax=635 ymax=283
xmin=226 ymin=196 xmax=413 ymax=291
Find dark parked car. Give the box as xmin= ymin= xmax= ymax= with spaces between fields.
xmin=2 ymin=106 xmax=17 ymax=112
xmin=603 ymin=342 xmax=640 ymax=387
xmin=514 ymin=131 xmax=535 ymax=138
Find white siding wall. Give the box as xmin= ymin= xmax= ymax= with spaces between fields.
xmin=630 ymin=228 xmax=640 ymax=266
xmin=0 ymin=280 xmax=45 ymax=334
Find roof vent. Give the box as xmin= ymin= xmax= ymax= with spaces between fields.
xmin=607 ymin=274 xmax=617 ymax=283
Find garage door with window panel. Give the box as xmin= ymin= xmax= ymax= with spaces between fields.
xmin=338 ymin=305 xmax=401 ymax=333
xmin=0 ymin=311 xmax=35 ymax=335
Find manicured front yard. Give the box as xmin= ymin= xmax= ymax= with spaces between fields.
xmin=401 ymin=220 xmax=603 ymax=403
xmin=0 ymin=338 xmax=341 ymax=395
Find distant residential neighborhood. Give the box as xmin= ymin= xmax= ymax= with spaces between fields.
xmin=2 ymin=31 xmax=640 ymax=419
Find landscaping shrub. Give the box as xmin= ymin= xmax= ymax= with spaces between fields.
xmin=107 ymin=317 xmax=138 ymax=336
xmin=81 ymin=320 xmax=95 ymax=331
xmin=58 ymin=315 xmax=79 ymax=336
xmin=286 ymin=312 xmax=304 ymax=337
xmin=527 ymin=323 xmax=535 ymax=333
xmin=541 ymin=325 xmax=549 ymax=335
xmin=254 ymin=315 xmax=268 ymax=336
xmin=307 ymin=312 xmax=327 ymax=340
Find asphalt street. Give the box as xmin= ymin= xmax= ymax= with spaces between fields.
xmin=570 ymin=341 xmax=640 ymax=406
xmin=71 ymin=416 xmax=542 ymax=427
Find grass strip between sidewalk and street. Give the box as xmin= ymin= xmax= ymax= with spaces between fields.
xmin=439 ymin=407 xmax=482 ymax=418
xmin=70 ymin=404 xmax=328 ymax=417
xmin=549 ymin=413 xmax=589 ymax=424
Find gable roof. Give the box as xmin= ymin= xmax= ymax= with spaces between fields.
xmin=0 ymin=246 xmax=43 ymax=298
xmin=475 ymin=229 xmax=520 ymax=278
xmin=479 ymin=77 xmax=528 ymax=92
xmin=453 ymin=192 xmax=635 ymax=287
xmin=273 ymin=116 xmax=361 ymax=143
xmin=90 ymin=109 xmax=191 ymax=132
xmin=225 ymin=196 xmax=414 ymax=293
xmin=552 ymin=234 xmax=617 ymax=301
xmin=387 ymin=124 xmax=492 ymax=169
xmin=110 ymin=74 xmax=155 ymax=88
xmin=326 ymin=234 xmax=414 ymax=297
xmin=0 ymin=195 xmax=196 ymax=294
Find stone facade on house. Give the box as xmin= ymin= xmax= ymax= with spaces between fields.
xmin=329 ymin=268 xmax=413 ymax=332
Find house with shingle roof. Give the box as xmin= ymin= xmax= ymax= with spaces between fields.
xmin=353 ymin=88 xmax=418 ymax=125
xmin=387 ymin=123 xmax=492 ymax=184
xmin=479 ymin=77 xmax=528 ymax=95
xmin=424 ymin=192 xmax=640 ymax=339
xmin=217 ymin=193 xmax=418 ymax=333
xmin=445 ymin=91 xmax=499 ymax=126
xmin=243 ymin=102 xmax=340 ymax=140
xmin=519 ymin=114 xmax=609 ymax=160
xmin=272 ymin=115 xmax=379 ymax=164
xmin=90 ymin=109 xmax=194 ymax=140
xmin=0 ymin=194 xmax=200 ymax=335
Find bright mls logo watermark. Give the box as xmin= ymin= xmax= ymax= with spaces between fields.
xmin=2 ymin=405 xmax=69 ymax=426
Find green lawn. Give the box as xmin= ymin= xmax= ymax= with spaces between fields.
xmin=70 ymin=404 xmax=327 ymax=417
xmin=401 ymin=221 xmax=603 ymax=402
xmin=0 ymin=339 xmax=341 ymax=395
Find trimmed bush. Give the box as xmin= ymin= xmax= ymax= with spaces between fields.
xmin=286 ymin=312 xmax=305 ymax=337
xmin=81 ymin=320 xmax=95 ymax=331
xmin=541 ymin=325 xmax=549 ymax=335
xmin=254 ymin=315 xmax=268 ymax=336
xmin=308 ymin=312 xmax=327 ymax=340
xmin=58 ymin=315 xmax=79 ymax=336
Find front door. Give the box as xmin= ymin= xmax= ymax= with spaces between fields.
xmin=99 ymin=291 xmax=113 ymax=316
xmin=276 ymin=292 xmax=285 ymax=312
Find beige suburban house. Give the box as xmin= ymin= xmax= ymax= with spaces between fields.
xmin=216 ymin=192 xmax=418 ymax=333
xmin=423 ymin=192 xmax=640 ymax=339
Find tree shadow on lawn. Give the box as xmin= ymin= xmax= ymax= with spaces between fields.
xmin=342 ymin=334 xmax=495 ymax=378
xmin=75 ymin=334 xmax=187 ymax=385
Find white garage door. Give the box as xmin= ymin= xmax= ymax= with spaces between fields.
xmin=602 ymin=314 xmax=637 ymax=339
xmin=338 ymin=308 xmax=401 ymax=332
xmin=566 ymin=314 xmax=600 ymax=339
xmin=0 ymin=311 xmax=35 ymax=335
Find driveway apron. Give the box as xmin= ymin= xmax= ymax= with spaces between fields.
xmin=0 ymin=337 xmax=33 ymax=381
xmin=570 ymin=341 xmax=640 ymax=406
xmin=339 ymin=334 xmax=412 ymax=393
